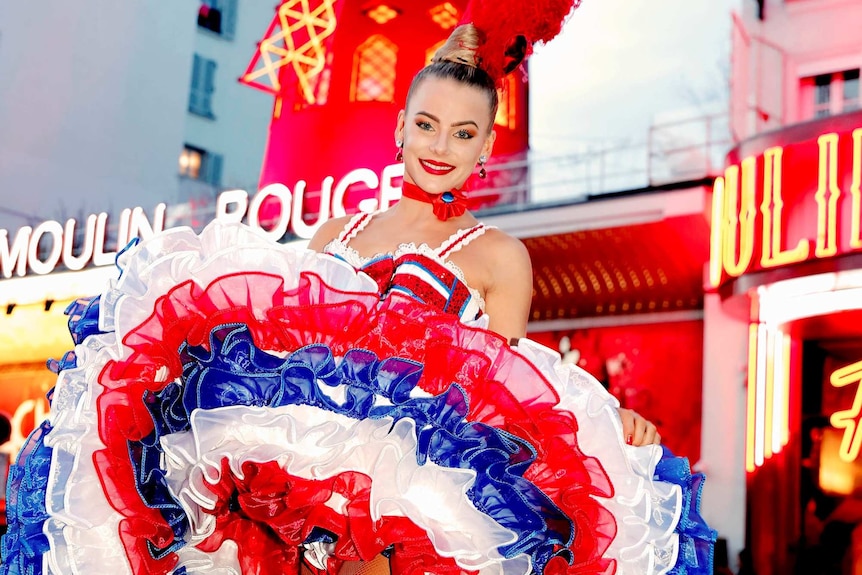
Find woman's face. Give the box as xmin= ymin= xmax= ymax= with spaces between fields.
xmin=396 ymin=76 xmax=496 ymax=195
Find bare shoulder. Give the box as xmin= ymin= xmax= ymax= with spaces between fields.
xmin=308 ymin=215 xmax=353 ymax=252
xmin=480 ymin=227 xmax=532 ymax=272
xmin=474 ymin=227 xmax=533 ymax=340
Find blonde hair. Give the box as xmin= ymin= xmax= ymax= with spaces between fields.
xmin=431 ymin=24 xmax=483 ymax=68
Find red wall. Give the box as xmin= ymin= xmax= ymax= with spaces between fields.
xmin=530 ymin=320 xmax=705 ymax=462
xmin=256 ymin=0 xmax=529 ymax=224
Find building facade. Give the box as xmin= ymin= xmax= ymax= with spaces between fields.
xmin=0 ymin=1 xmax=727 ymax=564
xmin=0 ymin=0 xmax=277 ymax=486
xmin=181 ymin=0 xmax=275 ymax=198
xmin=711 ymin=0 xmax=862 ymax=572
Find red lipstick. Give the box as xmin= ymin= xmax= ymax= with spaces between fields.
xmin=419 ymin=159 xmax=455 ymax=175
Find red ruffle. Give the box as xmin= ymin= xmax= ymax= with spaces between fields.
xmin=197 ymin=460 xmax=470 ymax=575
xmin=94 ymin=270 xmax=616 ymax=574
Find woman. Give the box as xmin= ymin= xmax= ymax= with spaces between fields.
xmin=310 ymin=25 xmax=659 ymax=448
xmin=1 ymin=7 xmax=712 ymax=575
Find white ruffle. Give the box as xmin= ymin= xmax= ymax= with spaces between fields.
xmin=161 ymin=404 xmax=530 ymax=575
xmin=39 ymin=222 xmax=380 ymax=574
xmin=41 ymin=333 xmax=128 ymax=575
xmin=174 ymin=541 xmax=242 ymax=575
xmin=109 ymin=222 xmax=378 ymax=358
xmin=514 ymin=339 xmax=681 ymax=575
xmin=34 ymin=221 xmax=685 ymax=575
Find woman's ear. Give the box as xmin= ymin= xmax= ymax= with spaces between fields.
xmin=394 ymin=109 xmax=406 ymax=143
xmin=482 ymin=129 xmax=497 ymax=160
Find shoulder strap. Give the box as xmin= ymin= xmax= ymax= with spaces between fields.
xmin=436 ymin=224 xmax=495 ymax=260
xmin=337 ymin=212 xmax=374 ymax=246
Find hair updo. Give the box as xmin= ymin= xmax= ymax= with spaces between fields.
xmin=405 ymin=25 xmax=500 ymax=130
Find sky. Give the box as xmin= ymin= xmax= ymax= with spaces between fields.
xmin=0 ymin=0 xmax=743 ymax=232
xmin=529 ymin=0 xmax=740 ymax=155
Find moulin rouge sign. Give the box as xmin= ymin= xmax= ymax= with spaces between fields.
xmin=0 ymin=164 xmax=404 ymax=279
xmin=710 ymin=122 xmax=862 ymax=289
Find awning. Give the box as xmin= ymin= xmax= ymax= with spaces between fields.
xmin=485 ymin=181 xmax=712 ymax=323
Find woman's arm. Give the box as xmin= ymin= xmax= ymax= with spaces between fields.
xmin=482 ymin=233 xmax=661 ymax=447
xmin=308 ymin=216 xmax=352 ymax=252
xmin=482 ymin=234 xmax=533 ymax=342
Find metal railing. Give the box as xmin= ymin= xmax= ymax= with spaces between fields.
xmin=34 ymin=112 xmax=730 ymax=246
xmin=469 ymin=111 xmax=731 ymax=211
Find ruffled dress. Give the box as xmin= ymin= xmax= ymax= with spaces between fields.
xmin=1 ymin=217 xmax=715 ymax=575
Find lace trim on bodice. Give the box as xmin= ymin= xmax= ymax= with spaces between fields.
xmin=325 ymin=212 xmax=494 ymax=311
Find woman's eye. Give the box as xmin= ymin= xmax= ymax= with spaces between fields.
xmin=416 ymin=121 xmax=433 ymax=131
xmin=455 ymin=130 xmax=474 ymax=139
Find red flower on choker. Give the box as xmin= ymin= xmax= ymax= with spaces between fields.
xmin=400 ymin=180 xmax=469 ymax=221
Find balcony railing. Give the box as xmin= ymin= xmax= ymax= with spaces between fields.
xmin=471 ymin=111 xmax=730 ymax=212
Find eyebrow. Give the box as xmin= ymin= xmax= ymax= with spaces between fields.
xmin=415 ymin=111 xmax=479 ymax=129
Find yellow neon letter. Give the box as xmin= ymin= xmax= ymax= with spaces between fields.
xmin=830 ymin=359 xmax=862 ymax=462
xmin=721 ymin=159 xmax=757 ymax=278
xmin=761 ymin=146 xmax=810 ymax=267
xmin=709 ymin=176 xmax=725 ymax=287
xmin=815 ymin=133 xmax=841 ymax=258
xmin=852 ymin=129 xmax=862 ymax=249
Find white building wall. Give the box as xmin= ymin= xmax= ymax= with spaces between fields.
xmin=720 ymin=0 xmax=862 ymax=561
xmin=183 ymin=3 xmax=275 ymax=196
xmin=700 ymin=293 xmax=750 ymax=565
xmin=733 ymin=0 xmax=862 ymax=139
xmin=0 ymin=1 xmax=199 ymax=231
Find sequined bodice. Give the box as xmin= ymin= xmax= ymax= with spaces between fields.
xmin=324 ymin=213 xmax=492 ymax=321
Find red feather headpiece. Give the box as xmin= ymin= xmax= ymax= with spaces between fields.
xmin=459 ymin=0 xmax=582 ymax=83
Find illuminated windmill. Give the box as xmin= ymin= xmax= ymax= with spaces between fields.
xmin=241 ymin=0 xmax=529 ymax=231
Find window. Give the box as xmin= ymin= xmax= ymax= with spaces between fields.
xmin=179 ymin=145 xmax=223 ymax=186
xmin=429 ymin=3 xmax=460 ymax=30
xmin=814 ymin=74 xmax=831 ymax=118
xmin=495 ymin=75 xmax=518 ymax=130
xmin=198 ymin=0 xmax=237 ymax=40
xmin=801 ymin=68 xmax=862 ymax=120
xmin=843 ymin=69 xmax=860 ymax=112
xmin=189 ymin=54 xmax=217 ymax=118
xmin=350 ymin=35 xmax=397 ymax=102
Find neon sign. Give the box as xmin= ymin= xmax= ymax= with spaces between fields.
xmin=745 ymin=323 xmax=791 ymax=472
xmin=829 ymin=359 xmax=862 ymax=463
xmin=710 ymin=126 xmax=862 ymax=288
xmin=0 ymin=163 xmax=404 ymax=278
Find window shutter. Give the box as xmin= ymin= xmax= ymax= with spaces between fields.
xmin=221 ymin=0 xmax=237 ymax=40
xmin=189 ymin=54 xmax=204 ymax=114
xmin=189 ymin=54 xmax=216 ymax=117
xmin=205 ymin=153 xmax=223 ymax=186
xmin=205 ymin=59 xmax=217 ymax=95
xmin=191 ymin=54 xmax=202 ymax=93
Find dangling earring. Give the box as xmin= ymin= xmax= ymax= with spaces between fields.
xmin=396 ymin=140 xmax=403 ymax=162
xmin=478 ymin=155 xmax=487 ymax=179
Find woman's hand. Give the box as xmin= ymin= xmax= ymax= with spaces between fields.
xmin=618 ymin=408 xmax=661 ymax=446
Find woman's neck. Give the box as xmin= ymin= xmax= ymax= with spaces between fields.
xmin=399 ymin=179 xmax=469 ymax=222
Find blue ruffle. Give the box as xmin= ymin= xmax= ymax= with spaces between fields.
xmin=2 ymin=296 xmax=110 ymax=575
xmin=1 ymin=420 xmax=54 ymax=575
xmin=65 ymin=296 xmax=103 ymax=346
xmin=654 ymin=446 xmax=717 ymax=574
xmin=44 ymin=297 xmax=103 ymax=375
xmin=136 ymin=322 xmax=573 ymax=573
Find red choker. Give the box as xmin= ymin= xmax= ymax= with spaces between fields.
xmin=400 ymin=180 xmax=468 ymax=221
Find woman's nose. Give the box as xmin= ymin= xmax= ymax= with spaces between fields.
xmin=429 ymin=132 xmax=449 ymax=155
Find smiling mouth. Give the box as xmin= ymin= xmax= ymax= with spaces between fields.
xmin=419 ymin=159 xmax=455 ymax=175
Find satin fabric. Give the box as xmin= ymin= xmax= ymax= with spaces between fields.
xmin=1 ymin=221 xmax=715 ymax=575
